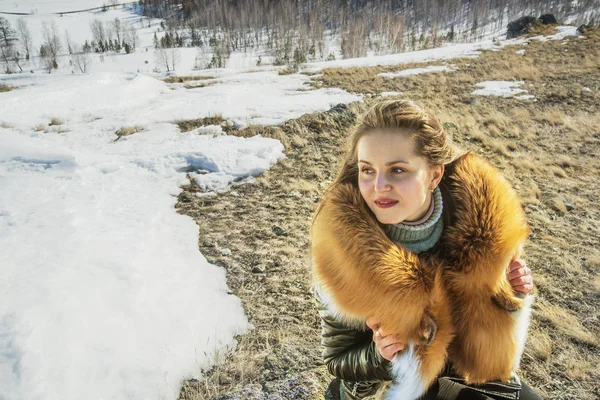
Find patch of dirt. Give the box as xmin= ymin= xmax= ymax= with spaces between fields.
xmin=163 ymin=75 xmax=215 ymax=83
xmin=176 ymin=115 xmax=231 ymax=133
xmin=0 ymin=84 xmax=15 ymax=92
xmin=176 ymin=28 xmax=600 ymax=400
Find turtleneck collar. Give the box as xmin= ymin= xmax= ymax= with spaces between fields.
xmin=383 ymin=187 xmax=444 ymax=254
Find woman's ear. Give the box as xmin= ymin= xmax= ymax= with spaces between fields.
xmin=431 ymin=164 xmax=444 ymax=188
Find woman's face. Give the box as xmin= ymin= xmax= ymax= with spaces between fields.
xmin=357 ymin=129 xmax=443 ymax=225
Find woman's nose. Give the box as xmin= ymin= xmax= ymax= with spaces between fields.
xmin=374 ymin=173 xmax=391 ymax=192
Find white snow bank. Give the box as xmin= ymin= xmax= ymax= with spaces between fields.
xmin=472 ymin=81 xmax=527 ymax=97
xmin=0 ymin=125 xmax=282 ymax=400
xmin=378 ymin=65 xmax=457 ymax=78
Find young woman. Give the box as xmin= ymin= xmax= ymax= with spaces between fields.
xmin=309 ymin=100 xmax=540 ymax=400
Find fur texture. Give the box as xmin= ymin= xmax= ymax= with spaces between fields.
xmin=310 ymin=152 xmax=531 ymax=399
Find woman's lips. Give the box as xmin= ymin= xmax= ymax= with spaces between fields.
xmin=374 ymin=199 xmax=398 ymax=209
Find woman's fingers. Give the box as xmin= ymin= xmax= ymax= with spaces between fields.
xmin=507 ymin=258 xmax=534 ymax=294
xmin=512 ymin=281 xmax=534 ymax=294
xmin=510 ymin=273 xmax=532 ymax=285
xmin=509 ymin=266 xmax=530 ymax=280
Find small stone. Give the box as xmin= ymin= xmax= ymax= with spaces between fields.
xmin=565 ymin=202 xmax=575 ymax=211
xmin=272 ymin=226 xmax=288 ymax=236
xmin=287 ymin=190 xmax=302 ymax=199
xmin=219 ymin=248 xmax=232 ymax=256
xmin=525 ymin=204 xmax=539 ymax=211
xmin=202 ymin=239 xmax=214 ymax=247
xmin=252 ymin=264 xmax=266 ymax=274
xmin=549 ymin=198 xmax=567 ymax=216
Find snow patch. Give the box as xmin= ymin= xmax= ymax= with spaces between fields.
xmin=196 ymin=125 xmax=224 ymax=136
xmin=380 ymin=91 xmax=404 ymax=97
xmin=472 ymin=81 xmax=528 ymax=97
xmin=515 ymin=94 xmax=536 ymax=100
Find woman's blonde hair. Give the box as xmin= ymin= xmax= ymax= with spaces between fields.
xmin=331 ymin=99 xmax=461 ymax=188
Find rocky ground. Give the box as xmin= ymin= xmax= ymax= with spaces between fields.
xmin=175 ymin=26 xmax=600 ymax=400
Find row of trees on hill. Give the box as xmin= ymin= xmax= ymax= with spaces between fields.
xmin=136 ymin=0 xmax=599 ymax=69
xmin=0 ymin=15 xmax=142 ymax=74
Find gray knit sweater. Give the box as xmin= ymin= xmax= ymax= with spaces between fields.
xmin=383 ymin=187 xmax=444 ymax=254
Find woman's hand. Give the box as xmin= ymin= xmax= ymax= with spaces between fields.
xmin=508 ymin=258 xmax=534 ymax=295
xmin=366 ymin=317 xmax=404 ymax=361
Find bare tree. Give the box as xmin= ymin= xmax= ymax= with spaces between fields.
xmin=155 ymin=46 xmax=170 ymax=71
xmin=41 ymin=20 xmax=61 ymax=69
xmin=169 ymin=47 xmax=180 ymax=71
xmin=65 ymin=29 xmax=73 ymax=54
xmin=155 ymin=46 xmax=180 ymax=72
xmin=90 ymin=19 xmax=106 ymax=51
xmin=123 ymin=21 xmax=138 ymax=50
xmin=39 ymin=44 xmax=54 ymax=73
xmin=71 ymin=44 xmax=91 ymax=73
xmin=0 ymin=16 xmax=18 ymax=73
xmin=112 ymin=18 xmax=122 ymax=44
xmin=16 ymin=18 xmax=32 ymax=61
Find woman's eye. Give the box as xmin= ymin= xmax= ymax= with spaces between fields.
xmin=392 ymin=167 xmax=405 ymax=174
xmin=360 ymin=167 xmax=373 ymax=174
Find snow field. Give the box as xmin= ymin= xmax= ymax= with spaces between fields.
xmin=0 ymin=56 xmax=360 ymax=400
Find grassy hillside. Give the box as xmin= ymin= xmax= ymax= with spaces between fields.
xmin=176 ymin=26 xmax=600 ymax=400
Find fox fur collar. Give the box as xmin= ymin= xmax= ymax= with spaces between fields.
xmin=310 ymin=152 xmax=533 ymax=400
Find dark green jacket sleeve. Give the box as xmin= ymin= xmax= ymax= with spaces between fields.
xmin=314 ymin=286 xmax=393 ymax=382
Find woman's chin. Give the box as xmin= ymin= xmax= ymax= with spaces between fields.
xmin=375 ymin=212 xmax=404 ymax=225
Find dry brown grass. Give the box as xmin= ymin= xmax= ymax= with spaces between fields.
xmin=0 ymin=84 xmax=14 ymax=92
xmin=539 ymin=108 xmax=566 ymax=126
xmin=49 ymin=118 xmax=64 ymax=126
xmin=0 ymin=122 xmax=12 ymax=129
xmin=34 ymin=124 xmax=46 ymax=132
xmin=163 ymin=75 xmax=215 ymax=83
xmin=290 ymin=134 xmax=308 ymax=148
xmin=184 ymin=81 xmax=217 ymax=89
xmin=114 ymin=125 xmax=144 ymax=140
xmin=585 ymin=256 xmax=600 ymax=272
xmin=528 ymin=24 xmax=561 ymax=37
xmin=525 ymin=327 xmax=553 ymax=362
xmin=536 ymin=301 xmax=599 ymax=346
xmin=277 ymin=67 xmax=294 ymax=75
xmin=548 ymin=165 xmax=568 ymax=178
xmin=554 ymin=155 xmax=575 ymax=168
